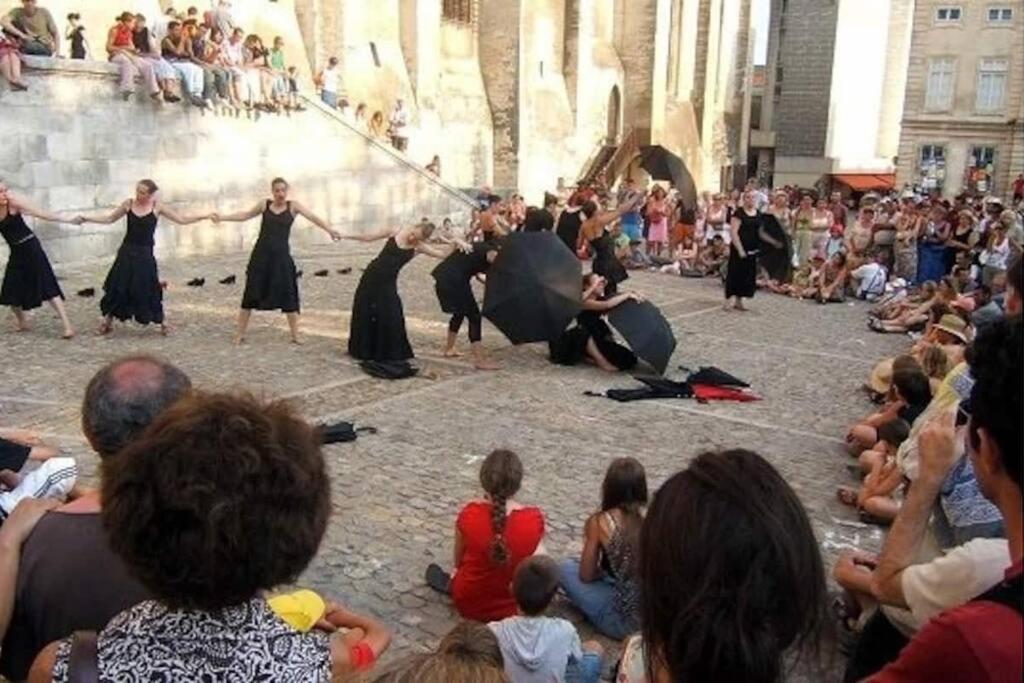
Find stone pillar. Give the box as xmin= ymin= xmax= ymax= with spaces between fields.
xmin=400 ymin=0 xmax=442 ymax=105
xmin=478 ymin=0 xmax=524 ymax=189
xmin=563 ymin=0 xmax=581 ymax=120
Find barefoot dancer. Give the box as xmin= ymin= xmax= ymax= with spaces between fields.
xmin=577 ymin=196 xmax=643 ymax=296
xmin=0 ymin=181 xmax=77 ymax=338
xmin=212 ymin=178 xmax=340 ymax=344
xmin=724 ymin=189 xmax=782 ymax=312
xmin=343 ymin=220 xmax=456 ymax=362
xmin=549 ymin=274 xmax=640 ymax=372
xmin=77 ymin=179 xmax=211 ymax=335
xmin=432 ymin=229 xmax=503 ymax=370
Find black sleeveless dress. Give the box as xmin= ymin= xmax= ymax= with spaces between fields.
xmin=549 ymin=310 xmax=637 ymax=370
xmin=241 ymin=201 xmax=299 ymax=313
xmin=100 ymin=205 xmax=163 ymax=325
xmin=348 ymin=237 xmax=416 ymax=361
xmin=431 ymin=241 xmax=493 ymax=317
xmin=724 ymin=210 xmax=761 ymax=299
xmin=0 ymin=210 xmax=63 ymax=310
xmin=590 ymin=230 xmax=627 ymax=293
xmin=555 ymin=208 xmax=582 ymax=252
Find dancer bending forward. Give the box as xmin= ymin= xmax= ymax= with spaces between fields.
xmin=213 ymin=177 xmax=340 ymax=344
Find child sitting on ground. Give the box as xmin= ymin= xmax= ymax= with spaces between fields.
xmin=699 ymin=235 xmax=728 ymax=277
xmin=837 ymin=418 xmax=911 ymax=525
xmin=846 ymin=366 xmax=931 ymax=454
xmin=488 ymin=556 xmax=604 ymax=683
xmin=658 ymin=235 xmax=699 ymax=276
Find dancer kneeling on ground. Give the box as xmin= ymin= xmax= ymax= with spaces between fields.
xmin=560 ymin=457 xmax=646 ymax=641
xmin=616 ymin=450 xmax=828 ymax=683
xmin=28 ymin=391 xmax=390 ymax=681
xmin=425 ymin=450 xmax=545 ymax=622
xmin=548 ymin=274 xmax=640 ymax=372
xmin=488 ymin=556 xmax=604 ymax=683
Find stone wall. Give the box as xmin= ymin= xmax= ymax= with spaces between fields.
xmin=0 ymin=60 xmax=475 ymax=265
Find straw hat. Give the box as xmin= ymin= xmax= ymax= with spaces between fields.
xmin=933 ymin=314 xmax=970 ymax=343
xmin=868 ymin=358 xmax=894 ymax=395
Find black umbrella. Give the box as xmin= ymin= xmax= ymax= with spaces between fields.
xmin=482 ymin=232 xmax=582 ymax=344
xmin=608 ymin=299 xmax=677 ymax=374
xmin=758 ymin=213 xmax=792 ymax=283
xmin=639 ymin=145 xmax=698 ymax=211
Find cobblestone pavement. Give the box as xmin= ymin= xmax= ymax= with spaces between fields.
xmin=1 ymin=242 xmax=908 ymax=679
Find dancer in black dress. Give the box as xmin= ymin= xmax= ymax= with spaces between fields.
xmin=0 ymin=181 xmax=78 ymax=338
xmin=212 ymin=178 xmax=340 ymax=345
xmin=432 ymin=234 xmax=502 ymax=370
xmin=724 ymin=189 xmax=783 ymax=311
xmin=343 ymin=220 xmax=456 ymax=362
xmin=577 ymin=195 xmax=643 ymax=296
xmin=77 ymin=179 xmax=211 ymax=335
xmin=549 ymin=273 xmax=639 ymax=372
xmin=555 ymin=191 xmax=584 ymax=252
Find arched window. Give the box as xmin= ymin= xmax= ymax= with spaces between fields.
xmin=442 ymin=0 xmax=474 ymax=24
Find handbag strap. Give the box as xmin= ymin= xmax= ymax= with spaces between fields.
xmin=66 ymin=630 xmax=100 ymax=683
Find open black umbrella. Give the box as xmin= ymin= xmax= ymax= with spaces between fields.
xmin=639 ymin=145 xmax=698 ymax=211
xmin=758 ymin=213 xmax=792 ymax=283
xmin=482 ymin=231 xmax=582 ymax=344
xmin=608 ymin=299 xmax=677 ymax=374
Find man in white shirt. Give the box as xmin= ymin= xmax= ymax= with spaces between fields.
xmin=389 ymin=99 xmax=409 ymax=152
xmin=850 ymin=252 xmax=889 ymax=301
xmin=316 ymin=56 xmax=340 ymax=109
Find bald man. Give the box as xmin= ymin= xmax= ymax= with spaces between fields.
xmin=0 ymin=356 xmax=191 ymax=681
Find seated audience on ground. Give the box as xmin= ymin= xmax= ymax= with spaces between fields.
xmin=369 ymin=622 xmax=505 ymax=683
xmin=2 ymin=0 xmax=58 ymax=56
xmin=488 ymin=556 xmax=604 ymax=683
xmin=837 ymin=418 xmax=910 ymax=524
xmin=857 ymin=317 xmax=1021 ymax=682
xmin=0 ymin=356 xmax=190 ymax=682
xmin=850 ymin=251 xmax=889 ymax=301
xmin=871 ymin=277 xmax=957 ymax=334
xmin=0 ymin=499 xmax=57 ymax=644
xmin=28 ymin=390 xmax=391 ymax=681
xmin=816 ymin=251 xmax=848 ymax=303
xmin=847 ymin=366 xmax=932 ymax=453
xmin=698 ymin=234 xmax=728 ymax=277
xmin=0 ymin=431 xmax=75 ymax=531
xmin=617 ymin=449 xmax=827 ymax=683
xmin=424 ymin=450 xmax=544 ymax=622
xmin=658 ymin=234 xmax=699 ymax=276
xmin=560 ymin=457 xmax=646 ymax=640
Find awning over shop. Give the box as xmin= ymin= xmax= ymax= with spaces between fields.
xmin=832 ymin=173 xmax=896 ymax=192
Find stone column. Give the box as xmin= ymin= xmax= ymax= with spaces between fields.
xmin=478 ymin=0 xmax=524 ymax=190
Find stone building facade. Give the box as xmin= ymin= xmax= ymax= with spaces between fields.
xmin=761 ymin=0 xmax=913 ymax=190
xmin=896 ymin=0 xmax=1024 ymax=197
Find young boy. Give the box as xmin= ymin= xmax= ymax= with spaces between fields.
xmin=488 ymin=556 xmax=604 ymax=683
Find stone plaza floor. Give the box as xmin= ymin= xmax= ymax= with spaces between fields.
xmin=0 ymin=242 xmax=910 ymax=678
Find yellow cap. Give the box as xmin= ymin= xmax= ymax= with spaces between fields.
xmin=268 ymin=589 xmax=327 ymax=633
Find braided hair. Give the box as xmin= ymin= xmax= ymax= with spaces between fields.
xmin=479 ymin=449 xmax=523 ymax=565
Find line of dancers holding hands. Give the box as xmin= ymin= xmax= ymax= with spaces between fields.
xmin=0 ymin=176 xmax=532 ymax=369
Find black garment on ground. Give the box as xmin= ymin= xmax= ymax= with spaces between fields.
xmin=842 ymin=610 xmax=909 ymax=683
xmin=100 ymin=205 xmax=164 ymax=325
xmin=685 ymin=366 xmax=750 ymax=388
xmin=359 ymin=359 xmax=418 ymax=379
xmin=348 ymin=237 xmax=416 ymax=361
xmin=431 ymin=241 xmax=492 ymax=316
xmin=523 ymin=207 xmax=554 ymax=233
xmin=555 ymin=208 xmax=582 ymax=252
xmin=241 ymin=201 xmax=300 ymax=313
xmin=0 ymin=436 xmax=31 ymax=472
xmin=590 ymin=231 xmax=628 ymax=294
xmin=549 ymin=310 xmax=637 ymax=371
xmin=724 ymin=209 xmax=761 ymax=299
xmin=0 ymin=211 xmax=64 ymax=310
xmin=0 ymin=512 xmax=152 ymax=682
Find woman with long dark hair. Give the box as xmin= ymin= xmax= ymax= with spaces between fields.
xmin=0 ymin=181 xmax=77 ymax=338
xmin=559 ymin=457 xmax=647 ymax=640
xmin=548 ymin=274 xmax=639 ymax=372
xmin=77 ymin=180 xmax=211 ymax=336
xmin=343 ymin=220 xmax=455 ymax=362
xmin=424 ymin=450 xmax=545 ymax=622
xmin=617 ymin=449 xmax=828 ymax=683
xmin=212 ymin=177 xmax=340 ymax=345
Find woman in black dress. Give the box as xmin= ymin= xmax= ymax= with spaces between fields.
xmin=0 ymin=182 xmax=78 ymax=338
xmin=432 ymin=235 xmax=501 ymax=370
xmin=725 ymin=190 xmax=782 ymax=311
xmin=555 ymin=191 xmax=584 ymax=251
xmin=212 ymin=178 xmax=340 ymax=345
xmin=78 ymin=179 xmax=211 ymax=335
xmin=577 ymin=196 xmax=643 ymax=296
xmin=343 ymin=220 xmax=456 ymax=362
xmin=549 ymin=273 xmax=640 ymax=372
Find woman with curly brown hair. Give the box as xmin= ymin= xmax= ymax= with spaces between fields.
xmin=425 ymin=450 xmax=545 ymax=621
xmin=370 ymin=622 xmax=506 ymax=682
xmin=27 ymin=392 xmax=390 ymax=682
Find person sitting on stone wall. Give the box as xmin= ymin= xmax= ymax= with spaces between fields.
xmin=0 ymin=24 xmax=27 ymax=89
xmin=130 ymin=13 xmax=182 ymax=103
xmin=2 ymin=0 xmax=59 ymax=56
xmin=160 ymin=20 xmax=206 ymax=107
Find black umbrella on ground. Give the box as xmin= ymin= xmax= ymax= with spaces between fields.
xmin=607 ymin=299 xmax=677 ymax=375
xmin=482 ymin=231 xmax=582 ymax=345
xmin=639 ymin=145 xmax=698 ymax=210
xmin=758 ymin=213 xmax=792 ymax=283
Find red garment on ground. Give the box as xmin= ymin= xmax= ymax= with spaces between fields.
xmin=869 ymin=560 xmax=1023 ymax=683
xmin=450 ymin=501 xmax=545 ymax=622
xmin=692 ymin=383 xmax=761 ymax=402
